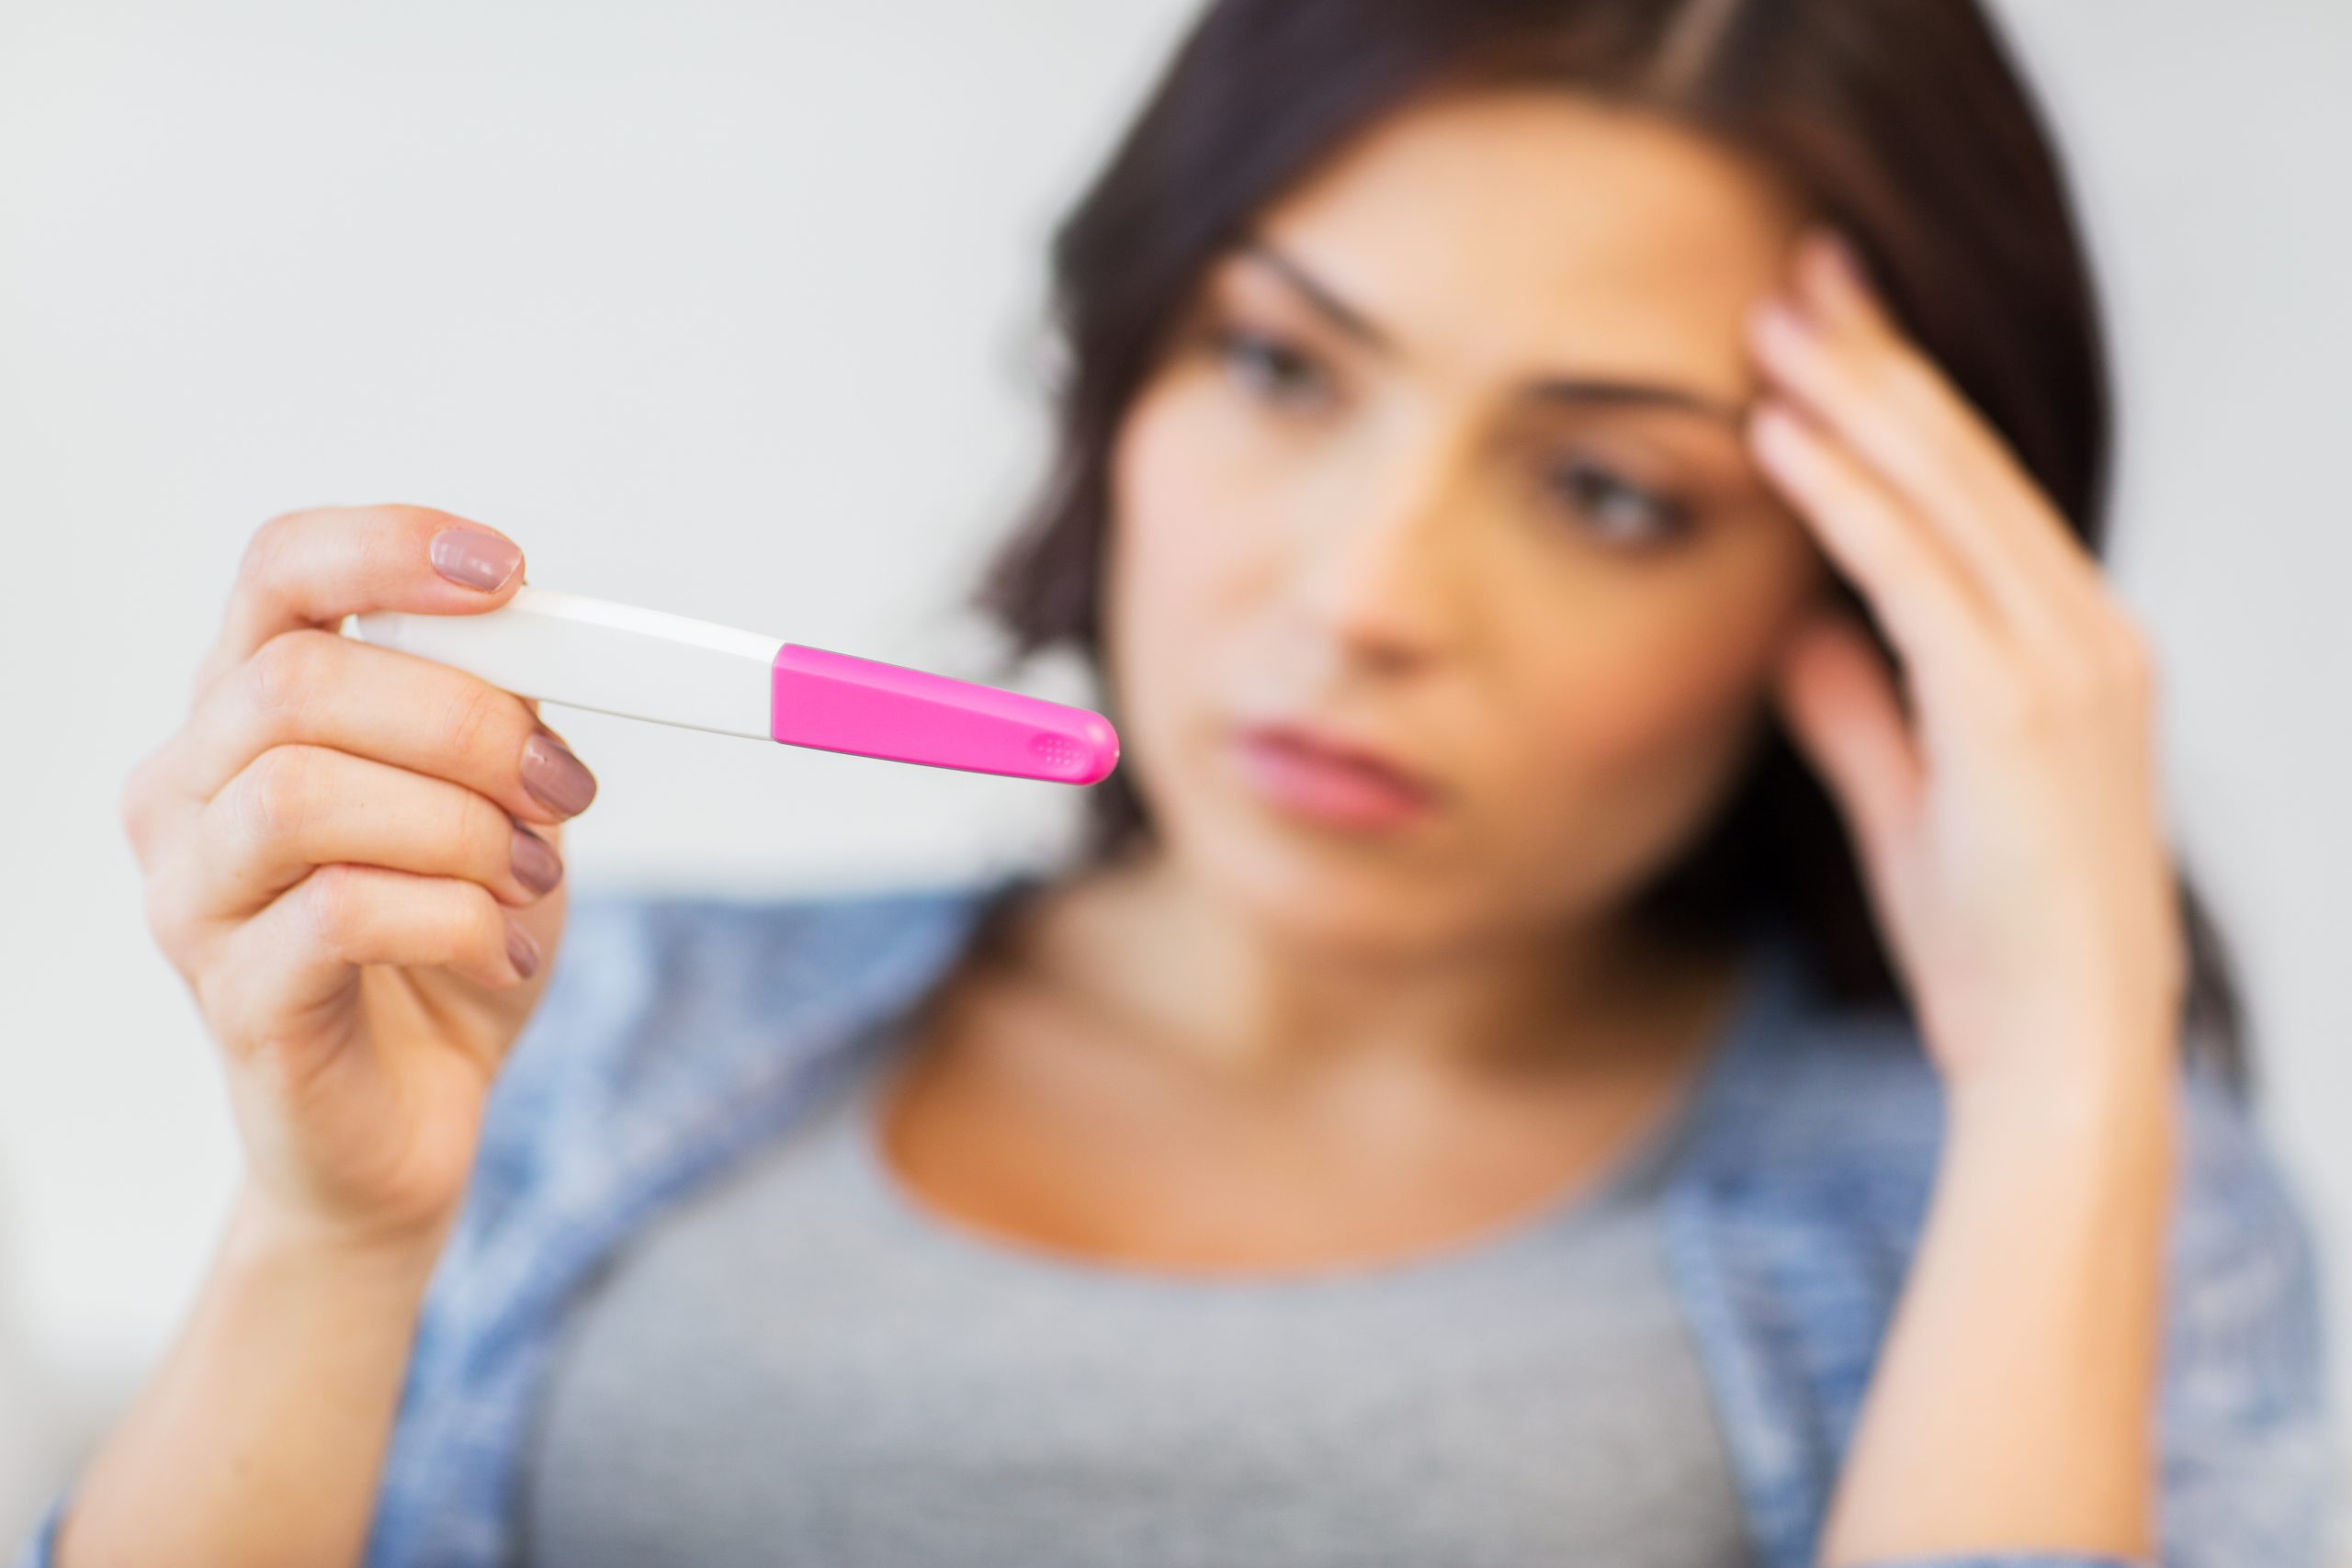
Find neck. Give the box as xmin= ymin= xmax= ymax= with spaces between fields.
xmin=1006 ymin=842 xmax=1732 ymax=1086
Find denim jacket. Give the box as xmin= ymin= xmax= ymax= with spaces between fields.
xmin=18 ymin=867 xmax=2336 ymax=1566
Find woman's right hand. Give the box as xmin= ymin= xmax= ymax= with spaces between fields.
xmin=118 ymin=504 xmax=600 ymax=1255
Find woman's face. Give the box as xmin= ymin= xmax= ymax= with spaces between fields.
xmin=1103 ymin=88 xmax=1830 ymax=953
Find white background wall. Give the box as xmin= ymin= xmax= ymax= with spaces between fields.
xmin=2 ymin=0 xmax=2346 ymax=1549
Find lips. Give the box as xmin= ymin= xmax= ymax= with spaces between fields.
xmin=1229 ymin=720 xmax=1439 ymax=829
xmin=1242 ymin=723 xmax=1434 ymax=795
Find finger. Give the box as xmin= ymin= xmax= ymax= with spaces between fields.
xmin=194 ymin=505 xmax=527 ymax=704
xmin=188 ymin=742 xmax=563 ymax=923
xmin=202 ymin=863 xmax=536 ymax=1061
xmin=1770 ymin=606 xmax=1924 ymax=870
xmin=1749 ymin=231 xmax=2108 ymax=648
xmin=154 ymin=626 xmax=597 ymax=830
xmin=1747 ymin=395 xmax=2007 ymax=689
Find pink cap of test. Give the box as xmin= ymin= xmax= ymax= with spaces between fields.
xmin=769 ymin=644 xmax=1120 ymax=784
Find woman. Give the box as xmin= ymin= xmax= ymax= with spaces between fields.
xmin=28 ymin=0 xmax=2333 ymax=1564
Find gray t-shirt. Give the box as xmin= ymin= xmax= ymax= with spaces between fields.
xmin=518 ymin=1017 xmax=1758 ymax=1568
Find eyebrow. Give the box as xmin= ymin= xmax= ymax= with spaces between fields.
xmin=1236 ymin=234 xmax=1751 ymax=426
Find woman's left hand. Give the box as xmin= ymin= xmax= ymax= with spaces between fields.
xmin=1743 ymin=226 xmax=2188 ymax=1111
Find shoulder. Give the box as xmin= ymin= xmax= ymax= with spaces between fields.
xmin=1700 ymin=977 xmax=2335 ymax=1551
xmin=2159 ymin=1050 xmax=2336 ymax=1542
xmin=465 ymin=868 xmax=1019 ymax=1235
xmin=526 ymin=871 xmax=1003 ymax=1073
xmin=1690 ymin=976 xmax=1953 ymax=1232
xmin=2156 ymin=1051 xmax=2325 ymax=1371
xmin=1699 ymin=964 xmax=2322 ymax=1279
xmin=548 ymin=872 xmax=996 ymax=1010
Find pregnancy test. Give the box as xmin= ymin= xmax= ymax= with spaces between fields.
xmin=345 ymin=585 xmax=1119 ymax=784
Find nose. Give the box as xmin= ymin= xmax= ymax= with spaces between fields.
xmin=1294 ymin=435 xmax=1469 ymax=673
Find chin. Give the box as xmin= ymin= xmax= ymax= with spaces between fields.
xmin=1170 ymin=782 xmax=1469 ymax=958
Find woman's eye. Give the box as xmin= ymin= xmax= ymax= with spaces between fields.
xmin=1547 ymin=456 xmax=1692 ymax=547
xmin=1214 ymin=326 xmax=1329 ymax=408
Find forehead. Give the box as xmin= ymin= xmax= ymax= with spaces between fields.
xmin=1244 ymin=88 xmax=1807 ymax=404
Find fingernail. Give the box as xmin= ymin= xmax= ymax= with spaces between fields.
xmin=430 ymin=527 xmax=523 ymax=592
xmin=521 ymin=728 xmax=597 ymax=817
xmin=510 ymin=822 xmax=564 ymax=895
xmin=505 ymin=917 xmax=542 ymax=979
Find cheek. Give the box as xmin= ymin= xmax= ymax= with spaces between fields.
xmin=1543 ymin=592 xmax=1770 ymax=759
xmin=1488 ymin=533 xmax=1820 ymax=863
xmin=1111 ymin=389 xmax=1229 ymax=626
xmin=1100 ymin=378 xmax=1267 ymax=775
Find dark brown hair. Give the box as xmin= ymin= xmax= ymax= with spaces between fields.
xmin=967 ymin=0 xmax=2253 ymax=1090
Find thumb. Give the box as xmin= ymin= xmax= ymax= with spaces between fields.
xmin=1771 ymin=608 xmax=1922 ymax=868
